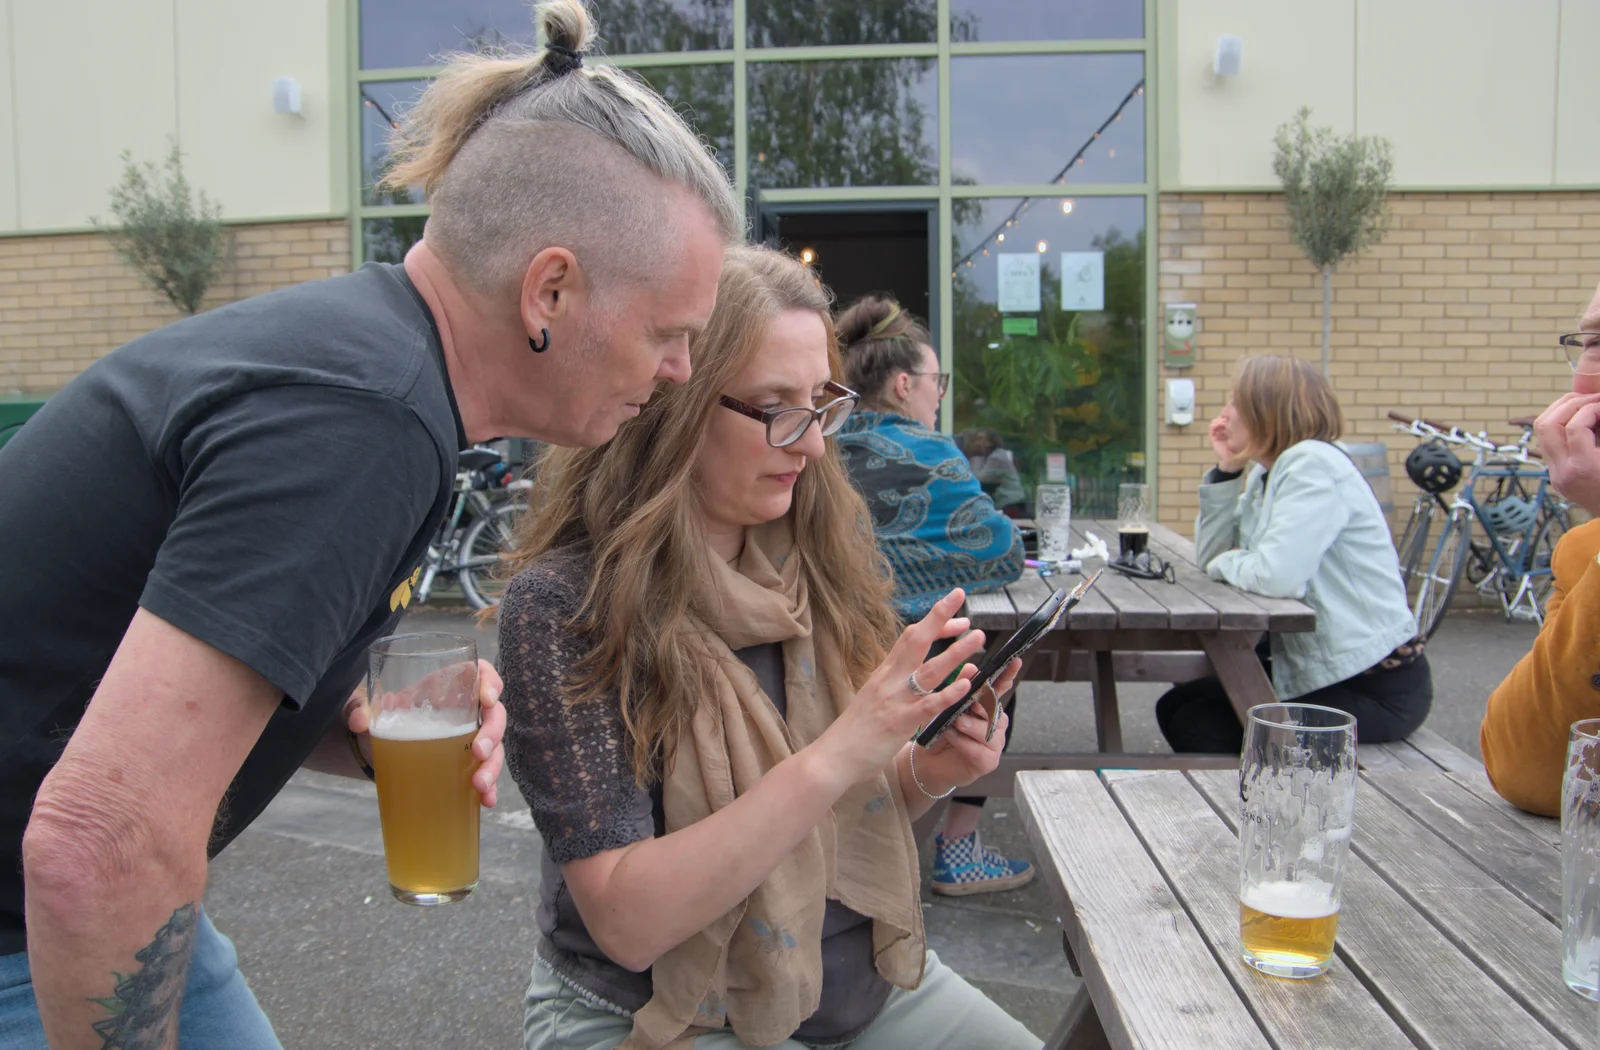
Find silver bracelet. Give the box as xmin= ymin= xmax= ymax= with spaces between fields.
xmin=908 ymin=744 xmax=955 ymax=800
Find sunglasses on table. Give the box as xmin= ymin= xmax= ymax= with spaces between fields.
xmin=718 ymin=381 xmax=860 ymax=448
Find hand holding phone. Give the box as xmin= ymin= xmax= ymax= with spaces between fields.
xmin=914 ymin=570 xmax=1103 ymax=748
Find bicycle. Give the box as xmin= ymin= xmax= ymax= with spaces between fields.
xmin=1388 ymin=412 xmax=1568 ymax=639
xmin=413 ymin=445 xmax=530 ymax=610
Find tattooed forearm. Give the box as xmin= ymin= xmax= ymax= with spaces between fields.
xmin=89 ymin=902 xmax=198 ymax=1050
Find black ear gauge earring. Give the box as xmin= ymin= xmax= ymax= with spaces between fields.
xmin=529 ymin=328 xmax=550 ymax=353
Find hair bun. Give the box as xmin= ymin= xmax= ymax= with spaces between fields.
xmin=538 ymin=0 xmax=596 ymax=59
xmin=837 ymin=295 xmax=901 ymax=349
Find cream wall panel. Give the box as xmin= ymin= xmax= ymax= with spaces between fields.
xmin=1555 ymin=0 xmax=1600 ymax=185
xmin=176 ymin=0 xmax=332 ymax=219
xmin=1172 ymin=0 xmax=1356 ymax=189
xmin=13 ymin=0 xmax=177 ymax=230
xmin=1356 ymin=0 xmax=1557 ymax=186
xmin=0 ymin=0 xmax=19 ymax=231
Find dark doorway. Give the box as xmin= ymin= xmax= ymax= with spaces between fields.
xmin=751 ymin=200 xmax=938 ymax=336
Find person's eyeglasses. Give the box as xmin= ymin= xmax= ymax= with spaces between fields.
xmin=718 ymin=381 xmax=860 ymax=448
xmin=1560 ymin=332 xmax=1600 ymax=375
xmin=910 ymin=371 xmax=951 ymax=396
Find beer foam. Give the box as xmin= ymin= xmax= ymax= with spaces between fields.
xmin=370 ymin=706 xmax=477 ymax=741
xmin=1241 ymin=879 xmax=1338 ymax=919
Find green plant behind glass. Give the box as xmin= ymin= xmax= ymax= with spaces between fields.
xmin=953 ymin=228 xmax=1145 ymax=515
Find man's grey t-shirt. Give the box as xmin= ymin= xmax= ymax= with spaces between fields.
xmin=0 ymin=263 xmax=464 ymax=956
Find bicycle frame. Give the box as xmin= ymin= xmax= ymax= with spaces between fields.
xmin=1392 ymin=411 xmax=1565 ymax=633
xmin=415 ymin=479 xmax=499 ymax=604
xmin=1446 ymin=459 xmax=1554 ymax=622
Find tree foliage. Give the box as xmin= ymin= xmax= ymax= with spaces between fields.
xmin=1273 ymin=107 xmax=1392 ymax=271
xmin=97 ymin=143 xmax=229 ymax=316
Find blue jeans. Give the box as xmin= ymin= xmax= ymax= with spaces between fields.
xmin=0 ymin=909 xmax=280 ymax=1049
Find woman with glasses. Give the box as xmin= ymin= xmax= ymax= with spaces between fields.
xmin=833 ymin=296 xmax=1030 ymax=899
xmin=498 ymin=246 xmax=1038 ymax=1050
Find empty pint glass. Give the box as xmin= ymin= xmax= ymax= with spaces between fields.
xmin=1563 ymin=718 xmax=1600 ymax=1000
xmin=1238 ymin=703 xmax=1358 ymax=979
xmin=367 ymin=633 xmax=481 ymax=906
xmin=1035 ymin=483 xmax=1072 ymax=562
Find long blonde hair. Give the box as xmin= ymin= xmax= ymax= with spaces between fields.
xmin=508 ymin=245 xmax=899 ymax=784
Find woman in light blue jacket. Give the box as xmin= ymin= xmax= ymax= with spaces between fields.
xmin=1157 ymin=355 xmax=1431 ymax=753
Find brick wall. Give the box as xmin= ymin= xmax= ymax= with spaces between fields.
xmin=0 ymin=219 xmax=350 ymax=395
xmin=1154 ymin=192 xmax=1600 ymax=533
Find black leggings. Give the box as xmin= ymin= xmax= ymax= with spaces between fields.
xmin=1155 ymin=640 xmax=1433 ymax=754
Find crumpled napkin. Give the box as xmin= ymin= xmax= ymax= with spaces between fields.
xmin=1072 ymin=531 xmax=1110 ymax=562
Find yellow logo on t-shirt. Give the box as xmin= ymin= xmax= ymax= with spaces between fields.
xmin=390 ymin=566 xmax=422 ymax=612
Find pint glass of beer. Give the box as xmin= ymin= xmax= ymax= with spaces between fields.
xmin=367 ymin=633 xmax=481 ymax=906
xmin=1116 ymin=483 xmax=1151 ymax=559
xmin=1562 ymin=718 xmax=1600 ymax=999
xmin=1238 ymin=703 xmax=1357 ymax=979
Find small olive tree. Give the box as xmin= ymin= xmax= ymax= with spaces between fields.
xmin=1273 ymin=107 xmax=1393 ymax=378
xmin=96 ymin=143 xmax=229 ymax=315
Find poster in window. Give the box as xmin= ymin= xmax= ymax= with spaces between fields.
xmin=1059 ymin=251 xmax=1105 ymax=312
xmin=997 ymin=252 xmax=1041 ymax=313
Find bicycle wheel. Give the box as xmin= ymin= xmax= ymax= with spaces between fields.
xmin=1395 ymin=497 xmax=1435 ymax=590
xmin=1523 ymin=510 xmax=1569 ymax=622
xmin=458 ymin=501 xmax=524 ymax=609
xmin=1413 ymin=511 xmax=1472 ymax=641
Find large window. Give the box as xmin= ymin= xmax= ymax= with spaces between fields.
xmin=353 ymin=0 xmax=1153 ymax=504
xmin=951 ymin=196 xmax=1146 ymax=515
xmin=747 ymin=59 xmax=938 ymax=188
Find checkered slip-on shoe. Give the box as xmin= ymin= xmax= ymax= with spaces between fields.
xmin=930 ymin=829 xmax=1035 ymax=896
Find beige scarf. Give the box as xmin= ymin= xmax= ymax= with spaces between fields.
xmin=622 ymin=518 xmax=926 ymax=1050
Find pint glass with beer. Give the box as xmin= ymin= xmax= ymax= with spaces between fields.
xmin=1238 ymin=703 xmax=1357 ymax=979
xmin=367 ymin=633 xmax=481 ymax=906
xmin=1116 ymin=483 xmax=1151 ymax=559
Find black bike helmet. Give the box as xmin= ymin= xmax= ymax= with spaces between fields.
xmin=1405 ymin=440 xmax=1462 ymax=494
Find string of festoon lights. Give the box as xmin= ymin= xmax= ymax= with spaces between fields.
xmin=953 ymin=78 xmax=1146 ymax=277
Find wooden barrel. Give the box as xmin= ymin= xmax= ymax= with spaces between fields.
xmin=1344 ymin=441 xmax=1395 ymax=513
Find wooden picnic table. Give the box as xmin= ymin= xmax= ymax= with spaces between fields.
xmin=1016 ymin=767 xmax=1574 ymax=1050
xmin=961 ymin=520 xmax=1317 ymax=794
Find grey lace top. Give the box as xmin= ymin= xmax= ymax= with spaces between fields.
xmin=500 ymin=546 xmax=892 ymax=1043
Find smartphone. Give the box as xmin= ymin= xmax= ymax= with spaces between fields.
xmin=914 ymin=569 xmax=1103 ymax=749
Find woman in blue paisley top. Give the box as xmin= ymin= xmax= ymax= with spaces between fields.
xmin=835 ymin=295 xmax=1031 ymax=897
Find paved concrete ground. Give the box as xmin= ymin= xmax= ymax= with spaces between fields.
xmin=205 ymin=605 xmax=1535 ymax=1048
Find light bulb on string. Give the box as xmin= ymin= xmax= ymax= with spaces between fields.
xmin=1036 ymin=240 xmax=1047 ymax=253
xmin=1061 ymin=200 xmax=1074 ymax=215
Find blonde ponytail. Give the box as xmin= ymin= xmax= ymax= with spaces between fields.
xmin=382 ymin=0 xmax=598 ymax=195
xmin=374 ymin=0 xmax=739 ymax=298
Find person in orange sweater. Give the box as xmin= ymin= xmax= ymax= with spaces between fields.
xmin=1482 ymin=280 xmax=1600 ymax=816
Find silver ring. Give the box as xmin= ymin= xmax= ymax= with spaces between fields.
xmin=907 ymin=670 xmax=935 ymax=697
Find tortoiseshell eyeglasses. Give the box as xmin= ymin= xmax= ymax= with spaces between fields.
xmin=718 ymin=381 xmax=860 ymax=448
